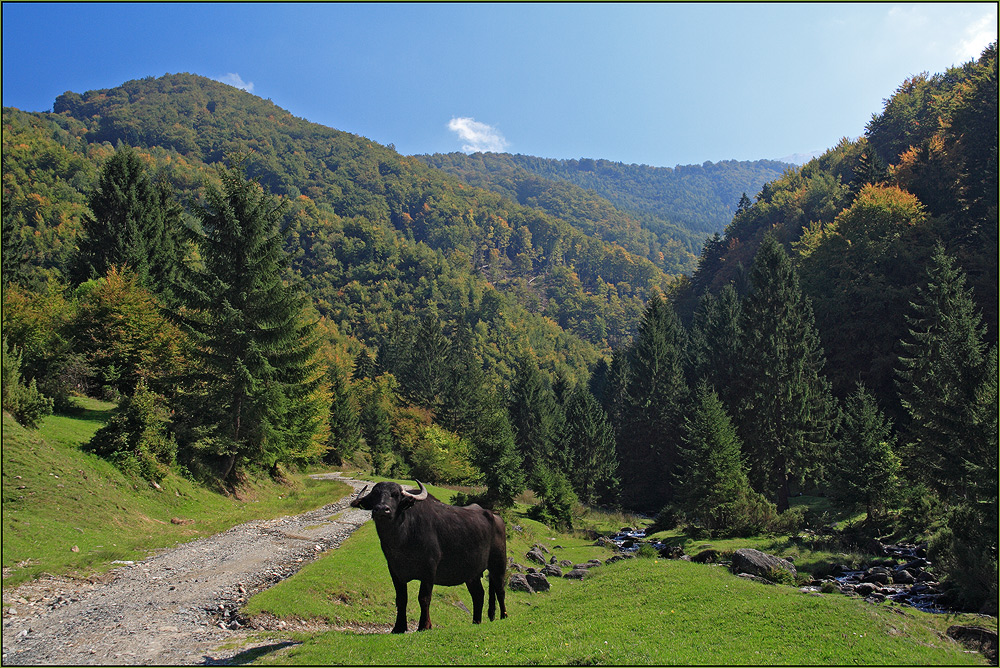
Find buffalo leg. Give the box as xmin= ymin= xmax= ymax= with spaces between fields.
xmin=391 ymin=576 xmax=408 ymax=634
xmin=488 ymin=569 xmax=507 ymax=621
xmin=416 ymin=579 xmax=434 ymax=631
xmin=467 ymin=577 xmax=485 ymax=624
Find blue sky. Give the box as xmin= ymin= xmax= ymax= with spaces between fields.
xmin=2 ymin=2 xmax=996 ymax=167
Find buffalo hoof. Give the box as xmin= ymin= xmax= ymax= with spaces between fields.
xmin=391 ymin=625 xmax=407 ymax=634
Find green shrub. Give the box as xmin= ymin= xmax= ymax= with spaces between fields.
xmin=636 ymin=543 xmax=660 ymax=559
xmin=527 ymin=463 xmax=579 ymax=530
xmin=763 ymin=565 xmax=796 ymax=585
xmin=84 ymin=381 xmax=176 ymax=483
xmin=1 ymin=337 xmax=54 ymax=429
xmin=929 ymin=502 xmax=998 ymax=615
xmin=820 ymin=581 xmax=839 ymax=594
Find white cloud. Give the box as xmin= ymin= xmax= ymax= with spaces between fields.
xmin=448 ymin=117 xmax=509 ymax=153
xmin=215 ymin=73 xmax=254 ymax=93
xmin=956 ymin=9 xmax=997 ymax=62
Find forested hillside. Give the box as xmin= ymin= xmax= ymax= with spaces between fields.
xmin=3 ymin=46 xmax=996 ymax=614
xmin=418 ymin=152 xmax=790 ymax=258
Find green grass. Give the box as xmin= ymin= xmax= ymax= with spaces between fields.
xmin=240 ymin=504 xmax=990 ymax=665
xmin=2 ymin=400 xmax=351 ymax=587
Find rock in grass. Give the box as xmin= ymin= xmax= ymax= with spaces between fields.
xmin=508 ymin=573 xmax=533 ymax=593
xmin=731 ymin=548 xmax=796 ymax=580
xmin=526 ymin=572 xmax=550 ymax=592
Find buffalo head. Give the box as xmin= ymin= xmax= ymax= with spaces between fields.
xmin=350 ymin=480 xmax=428 ymax=520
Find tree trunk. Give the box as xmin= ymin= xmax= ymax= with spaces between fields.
xmin=221 ymin=451 xmax=238 ymax=482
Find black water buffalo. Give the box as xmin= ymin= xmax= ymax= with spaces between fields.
xmin=349 ymin=480 xmax=507 ymax=633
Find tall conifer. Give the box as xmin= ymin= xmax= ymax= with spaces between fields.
xmin=619 ymin=294 xmax=688 ymax=510
xmin=561 ymin=384 xmax=619 ymax=505
xmin=177 ymin=160 xmax=323 ymax=482
xmin=830 ymin=383 xmax=900 ymax=523
xmin=896 ymin=244 xmax=993 ymax=502
xmin=509 ymin=358 xmax=564 ymax=475
xmin=736 ymin=234 xmax=834 ymax=511
xmin=674 ymin=381 xmax=758 ymax=532
xmin=74 ymin=145 xmax=182 ymax=299
xmin=325 ymin=362 xmax=361 ymax=465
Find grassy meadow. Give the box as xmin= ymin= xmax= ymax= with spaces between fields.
xmin=1 ymin=405 xmax=994 ymax=664
xmin=1 ymin=398 xmax=350 ymax=587
xmin=239 ymin=482 xmax=992 ymax=666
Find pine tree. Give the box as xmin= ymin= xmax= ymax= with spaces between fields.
xmin=674 ymin=381 xmax=759 ymax=533
xmin=687 ymin=283 xmax=741 ymax=404
xmin=73 ymin=145 xmax=182 ymax=298
xmin=359 ymin=383 xmax=395 ymax=476
xmin=508 ymin=358 xmax=564 ymax=480
xmin=439 ymin=321 xmax=488 ymax=434
xmin=2 ymin=213 xmax=28 ymax=289
xmin=176 ymin=160 xmax=323 ymax=483
xmin=896 ymin=243 xmax=993 ymax=502
xmin=560 ymin=384 xmax=619 ymax=505
xmin=325 ymin=362 xmax=361 ymax=465
xmin=352 ymin=348 xmax=376 ymax=381
xmin=735 ymin=233 xmax=834 ymax=511
xmin=470 ymin=392 xmax=525 ymax=508
xmin=619 ymin=293 xmax=688 ymax=510
xmin=830 ymin=383 xmax=900 ymax=523
xmin=402 ymin=313 xmax=451 ymax=411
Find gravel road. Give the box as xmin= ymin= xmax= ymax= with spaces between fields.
xmin=2 ymin=473 xmax=375 ymax=666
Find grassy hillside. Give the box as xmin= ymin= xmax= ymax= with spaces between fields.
xmin=1 ymin=399 xmax=350 ymax=587
xmin=237 ymin=485 xmax=990 ymax=665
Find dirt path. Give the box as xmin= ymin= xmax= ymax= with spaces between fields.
xmin=1 ymin=473 xmax=374 ymax=665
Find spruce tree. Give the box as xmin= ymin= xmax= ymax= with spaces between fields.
xmin=735 ymin=233 xmax=834 ymax=511
xmin=325 ymin=362 xmax=361 ymax=465
xmin=176 ymin=160 xmax=323 ymax=483
xmin=359 ymin=384 xmax=395 ymax=476
xmin=619 ymin=293 xmax=688 ymax=510
xmin=897 ymin=246 xmax=998 ymax=613
xmin=352 ymin=348 xmax=376 ymax=381
xmin=74 ymin=145 xmax=182 ymax=298
xmin=830 ymin=383 xmax=900 ymax=524
xmin=674 ymin=381 xmax=759 ymax=533
xmin=470 ymin=392 xmax=525 ymax=508
xmin=439 ymin=321 xmax=488 ymax=434
xmin=896 ymin=244 xmax=993 ymax=502
xmin=508 ymin=358 xmax=564 ymax=479
xmin=402 ymin=313 xmax=451 ymax=411
xmin=687 ymin=283 xmax=741 ymax=406
xmin=560 ymin=384 xmax=619 ymax=505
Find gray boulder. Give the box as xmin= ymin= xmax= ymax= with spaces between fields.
xmin=559 ymin=559 xmax=574 ymax=568
xmin=892 ymin=569 xmax=915 ymax=585
xmin=731 ymin=548 xmax=797 ymax=580
xmin=862 ymin=567 xmax=892 ymax=585
xmin=541 ymin=564 xmax=563 ymax=578
xmin=525 ymin=548 xmax=547 ymax=565
xmin=564 ymin=568 xmax=589 ymax=579
xmin=526 ymin=572 xmax=550 ymax=592
xmin=508 ymin=573 xmax=533 ymax=593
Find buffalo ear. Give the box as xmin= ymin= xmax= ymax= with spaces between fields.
xmin=350 ymin=493 xmax=374 ymax=509
xmin=399 ymin=495 xmax=415 ymax=510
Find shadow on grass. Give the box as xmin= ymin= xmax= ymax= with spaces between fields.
xmin=203 ymin=641 xmax=300 ymax=666
xmin=62 ymin=397 xmax=117 ymax=424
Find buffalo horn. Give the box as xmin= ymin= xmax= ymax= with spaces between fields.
xmin=402 ymin=480 xmax=428 ymax=501
xmin=349 ymin=484 xmax=369 ymax=507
